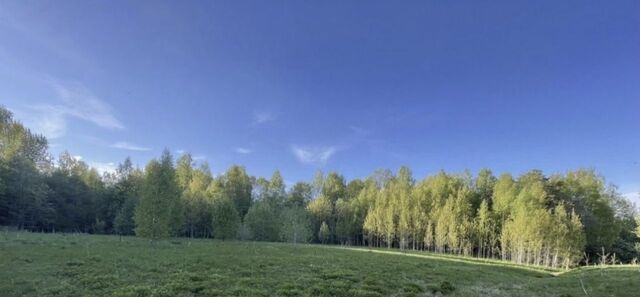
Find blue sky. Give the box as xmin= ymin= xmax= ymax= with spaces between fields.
xmin=1 ymin=1 xmax=638 ymax=203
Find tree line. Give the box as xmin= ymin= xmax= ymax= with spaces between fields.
xmin=1 ymin=106 xmax=638 ymax=268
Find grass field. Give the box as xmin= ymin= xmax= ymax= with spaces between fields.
xmin=1 ymin=232 xmax=638 ymax=297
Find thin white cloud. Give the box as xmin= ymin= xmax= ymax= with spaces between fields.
xmin=176 ymin=149 xmax=185 ymax=155
xmin=291 ymin=145 xmax=337 ymax=165
xmin=253 ymin=111 xmax=276 ymax=125
xmin=349 ymin=125 xmax=369 ymax=135
xmin=13 ymin=79 xmax=124 ymax=139
xmin=49 ymin=79 xmax=124 ymax=130
xmin=193 ymin=155 xmax=207 ymax=161
xmin=111 ymin=141 xmax=151 ymax=151
xmin=16 ymin=105 xmax=67 ymax=139
xmin=235 ymin=147 xmax=253 ymax=154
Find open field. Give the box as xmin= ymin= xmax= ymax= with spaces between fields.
xmin=1 ymin=232 xmax=639 ymax=297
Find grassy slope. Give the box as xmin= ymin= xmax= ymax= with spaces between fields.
xmin=1 ymin=232 xmax=638 ymax=297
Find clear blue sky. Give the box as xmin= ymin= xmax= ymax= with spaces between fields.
xmin=1 ymin=1 xmax=638 ymax=202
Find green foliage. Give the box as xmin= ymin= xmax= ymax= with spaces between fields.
xmin=1 ymin=104 xmax=638 ymax=268
xmin=111 ymin=158 xmax=141 ymax=235
xmin=211 ymin=196 xmax=240 ymax=240
xmin=635 ymin=216 xmax=640 ymax=239
xmin=0 ymin=106 xmax=48 ymax=164
xmin=322 ymin=172 xmax=346 ymax=205
xmin=280 ymin=206 xmax=312 ymax=243
xmin=307 ymin=195 xmax=333 ymax=242
xmin=428 ymin=281 xmax=455 ymax=294
xmin=46 ymin=152 xmax=105 ymax=233
xmin=474 ymin=168 xmax=496 ymax=207
xmin=175 ymin=153 xmax=194 ymax=191
xmin=244 ymin=200 xmax=281 ymax=241
xmin=346 ymin=179 xmax=365 ymax=200
xmin=287 ymin=182 xmax=312 ymax=207
xmin=493 ymin=174 xmax=518 ymax=218
xmin=562 ymin=170 xmax=620 ymax=253
xmin=134 ymin=150 xmax=182 ymax=239
xmin=335 ymin=198 xmax=357 ymax=244
xmin=220 ymin=165 xmax=252 ymax=219
xmin=181 ymin=162 xmax=214 ymax=238
xmin=319 ymin=221 xmax=330 ymax=243
xmin=113 ymin=195 xmax=137 ymax=235
xmin=0 ymin=106 xmax=52 ymax=229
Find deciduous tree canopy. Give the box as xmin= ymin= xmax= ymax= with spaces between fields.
xmin=0 ymin=105 xmax=638 ymax=268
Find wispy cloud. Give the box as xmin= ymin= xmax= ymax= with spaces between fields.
xmin=49 ymin=79 xmax=124 ymax=130
xmin=14 ymin=79 xmax=124 ymax=139
xmin=193 ymin=155 xmax=207 ymax=161
xmin=111 ymin=141 xmax=151 ymax=151
xmin=349 ymin=125 xmax=370 ymax=135
xmin=253 ymin=111 xmax=276 ymax=125
xmin=16 ymin=105 xmax=67 ymax=139
xmin=291 ymin=145 xmax=337 ymax=165
xmin=235 ymin=147 xmax=253 ymax=154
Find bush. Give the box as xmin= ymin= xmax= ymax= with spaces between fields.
xmin=440 ymin=281 xmax=455 ymax=294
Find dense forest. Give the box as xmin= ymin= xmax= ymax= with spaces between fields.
xmin=1 ymin=106 xmax=638 ymax=269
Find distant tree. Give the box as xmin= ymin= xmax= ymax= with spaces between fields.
xmin=175 ymin=153 xmax=194 ymax=191
xmin=182 ymin=163 xmax=214 ymax=238
xmin=636 ymin=216 xmax=640 ymax=239
xmin=474 ymin=169 xmax=496 ymax=210
xmin=221 ymin=165 xmax=252 ymax=219
xmin=322 ymin=172 xmax=346 ymax=205
xmin=112 ymin=159 xmax=142 ymax=235
xmin=245 ymin=200 xmax=280 ymax=241
xmin=114 ymin=195 xmax=137 ymax=236
xmin=280 ymin=206 xmax=312 ymax=244
xmin=346 ymin=179 xmax=365 ymax=200
xmin=0 ymin=106 xmax=49 ymax=165
xmin=352 ymin=178 xmax=378 ymax=246
xmin=3 ymin=156 xmax=52 ymax=230
xmin=0 ymin=106 xmax=51 ymax=229
xmin=265 ymin=170 xmax=286 ymax=207
xmin=474 ymin=200 xmax=493 ymax=258
xmin=370 ymin=169 xmax=393 ymax=188
xmin=307 ymin=195 xmax=332 ymax=242
xmin=311 ymin=170 xmax=324 ymax=198
xmin=607 ymin=194 xmax=640 ymax=262
xmin=287 ymin=182 xmax=312 ymax=207
xmin=492 ymin=173 xmax=517 ymax=220
xmin=395 ymin=166 xmax=414 ymax=250
xmin=335 ymin=198 xmax=356 ymax=244
xmin=635 ymin=216 xmax=640 ymax=255
xmin=319 ymin=221 xmax=330 ymax=244
xmin=211 ymin=196 xmax=240 ymax=240
xmin=134 ymin=150 xmax=182 ymax=239
xmin=3 ymin=103 xmax=640 ymax=267
xmin=562 ymin=170 xmax=619 ymax=255
xmin=46 ymin=152 xmax=103 ymax=233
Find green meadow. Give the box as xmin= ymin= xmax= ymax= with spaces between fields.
xmin=1 ymin=232 xmax=638 ymax=297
